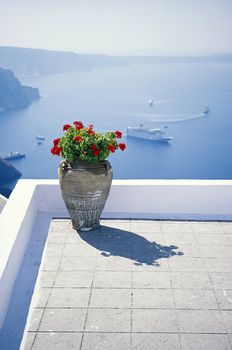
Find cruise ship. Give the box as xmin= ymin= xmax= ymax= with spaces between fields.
xmin=126 ymin=124 xmax=173 ymax=142
xmin=3 ymin=152 xmax=26 ymax=160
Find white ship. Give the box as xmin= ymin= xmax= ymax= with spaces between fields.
xmin=203 ymin=106 xmax=209 ymax=114
xmin=126 ymin=124 xmax=173 ymax=142
xmin=3 ymin=152 xmax=26 ymax=160
xmin=148 ymin=98 xmax=154 ymax=106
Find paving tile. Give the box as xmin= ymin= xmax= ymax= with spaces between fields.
xmin=215 ymin=290 xmax=232 ymax=310
xmin=93 ymin=271 xmax=132 ymax=288
xmin=169 ymin=258 xmax=206 ymax=272
xmin=132 ymin=309 xmax=178 ymax=332
xmin=49 ymin=220 xmax=70 ymax=232
xmin=132 ymin=239 xmax=179 ymax=257
xmin=38 ymin=271 xmax=57 ymax=288
xmin=163 ymin=233 xmax=196 ymax=245
xmin=85 ymin=309 xmax=130 ymax=332
xmin=33 ymin=288 xmax=51 ymax=307
xmin=199 ymin=245 xmax=232 ymax=258
xmin=60 ymin=256 xmax=96 ymax=271
xmin=39 ymin=308 xmax=87 ymax=331
xmin=228 ymin=235 xmax=232 ymax=244
xmin=221 ymin=222 xmax=232 ymax=234
xmin=132 ymin=232 xmax=164 ymax=244
xmin=132 ymin=251 xmax=175 ymax=266
xmin=131 ymin=220 xmax=162 ymax=232
xmin=209 ymin=273 xmax=232 ymax=289
xmin=96 ymin=255 xmax=133 ymax=271
xmin=47 ymin=288 xmax=90 ymax=307
xmin=47 ymin=232 xmax=66 ymax=244
xmin=132 ymin=258 xmax=169 ymax=271
xmin=41 ymin=257 xmax=60 ymax=271
xmin=32 ymin=332 xmax=82 ymax=350
xmin=190 ymin=222 xmax=224 ymax=233
xmin=173 ymin=289 xmax=218 ymax=309
xmin=170 ymin=272 xmax=212 ymax=289
xmin=221 ymin=310 xmax=232 ymax=333
xmin=101 ymin=219 xmax=131 ymax=230
xmin=204 ymin=258 xmax=232 ymax=272
xmin=99 ymin=242 xmax=132 ymax=259
xmin=54 ymin=271 xmax=94 ymax=288
xmin=176 ymin=309 xmax=226 ymax=333
xmin=131 ymin=333 xmax=180 ymax=350
xmin=28 ymin=308 xmax=44 ymax=331
xmin=82 ymin=332 xmax=130 ymax=350
xmin=90 ymin=288 xmax=131 ymax=308
xmin=44 ymin=244 xmax=63 ymax=257
xmin=65 ymin=230 xmax=100 ymax=245
xmin=99 ymin=228 xmax=132 ymax=243
xmin=228 ymin=334 xmax=232 ymax=348
xmin=132 ymin=289 xmax=174 ymax=308
xmin=161 ymin=222 xmax=192 ymax=233
xmin=63 ymin=243 xmax=97 ymax=256
xmin=170 ymin=244 xmax=201 ymax=257
xmin=194 ymin=233 xmax=231 ymax=245
xmin=180 ymin=334 xmax=231 ymax=350
xmin=21 ymin=332 xmax=36 ymax=350
xmin=132 ymin=271 xmax=171 ymax=289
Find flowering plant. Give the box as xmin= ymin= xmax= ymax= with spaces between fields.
xmin=51 ymin=120 xmax=126 ymax=163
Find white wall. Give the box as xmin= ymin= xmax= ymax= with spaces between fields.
xmin=0 ymin=194 xmax=7 ymax=214
xmin=31 ymin=179 xmax=232 ymax=220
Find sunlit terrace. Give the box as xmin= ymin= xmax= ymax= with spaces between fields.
xmin=0 ymin=179 xmax=232 ymax=349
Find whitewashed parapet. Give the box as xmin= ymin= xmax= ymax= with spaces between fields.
xmin=0 ymin=194 xmax=7 ymax=214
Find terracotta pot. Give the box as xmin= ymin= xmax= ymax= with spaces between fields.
xmin=58 ymin=159 xmax=113 ymax=231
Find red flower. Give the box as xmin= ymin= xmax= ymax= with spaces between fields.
xmin=93 ymin=150 xmax=100 ymax=157
xmin=73 ymin=136 xmax=83 ymax=142
xmin=118 ymin=143 xmax=126 ymax=151
xmin=53 ymin=138 xmax=61 ymax=146
xmin=87 ymin=127 xmax=95 ymax=135
xmin=114 ymin=130 xmax=122 ymax=138
xmin=63 ymin=124 xmax=71 ymax=131
xmin=91 ymin=144 xmax=100 ymax=156
xmin=107 ymin=144 xmax=117 ymax=153
xmin=73 ymin=121 xmax=84 ymax=130
xmin=88 ymin=124 xmax=94 ymax=128
xmin=51 ymin=145 xmax=62 ymax=156
xmin=91 ymin=144 xmax=97 ymax=151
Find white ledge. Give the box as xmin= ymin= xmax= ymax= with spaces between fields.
xmin=0 ymin=194 xmax=7 ymax=214
xmin=0 ymin=178 xmax=232 ymax=328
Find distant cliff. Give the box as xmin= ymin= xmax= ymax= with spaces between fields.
xmin=0 ymin=158 xmax=21 ymax=197
xmin=0 ymin=47 xmax=127 ymax=76
xmin=0 ymin=67 xmax=40 ymax=112
xmin=0 ymin=46 xmax=231 ymax=78
xmin=121 ymin=54 xmax=232 ymax=64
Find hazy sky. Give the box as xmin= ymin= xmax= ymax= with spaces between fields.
xmin=0 ymin=0 xmax=231 ymax=55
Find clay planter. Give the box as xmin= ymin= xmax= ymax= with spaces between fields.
xmin=58 ymin=159 xmax=112 ymax=231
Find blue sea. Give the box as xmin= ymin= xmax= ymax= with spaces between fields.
xmin=0 ymin=62 xmax=232 ymax=180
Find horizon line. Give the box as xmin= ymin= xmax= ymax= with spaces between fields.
xmin=0 ymin=45 xmax=232 ymax=58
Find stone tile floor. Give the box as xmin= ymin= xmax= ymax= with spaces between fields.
xmin=21 ymin=219 xmax=232 ymax=350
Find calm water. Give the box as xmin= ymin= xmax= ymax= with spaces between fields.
xmin=0 ymin=63 xmax=232 ymax=180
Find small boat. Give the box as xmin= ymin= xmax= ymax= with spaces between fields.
xmin=203 ymin=106 xmax=209 ymax=114
xmin=36 ymin=135 xmax=45 ymax=141
xmin=126 ymin=124 xmax=173 ymax=142
xmin=148 ymin=98 xmax=154 ymax=106
xmin=3 ymin=152 xmax=26 ymax=160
